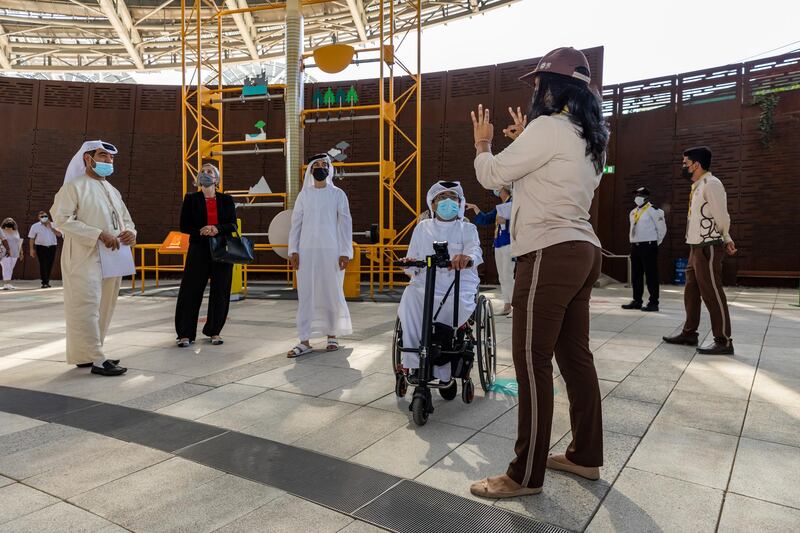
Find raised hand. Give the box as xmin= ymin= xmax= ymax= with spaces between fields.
xmin=502 ymin=106 xmax=527 ymax=140
xmin=470 ymin=104 xmax=494 ymax=148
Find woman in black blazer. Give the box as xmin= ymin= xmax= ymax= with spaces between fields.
xmin=175 ymin=163 xmax=237 ymax=347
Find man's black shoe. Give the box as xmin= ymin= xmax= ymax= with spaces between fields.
xmin=641 ymin=303 xmax=659 ymax=312
xmin=697 ymin=341 xmax=734 ymax=355
xmin=621 ymin=301 xmax=643 ymax=310
xmin=90 ymin=361 xmax=127 ymax=376
xmin=662 ymin=333 xmax=699 ymax=346
xmin=78 ymin=359 xmax=121 ymax=369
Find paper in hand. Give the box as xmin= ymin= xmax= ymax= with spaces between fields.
xmin=98 ymin=243 xmax=136 ymax=279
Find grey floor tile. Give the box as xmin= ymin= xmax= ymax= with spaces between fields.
xmin=601 ymin=396 xmax=660 ymax=437
xmin=586 ymin=467 xmax=723 ymax=533
xmin=551 ymin=429 xmax=639 ymax=483
xmin=750 ymin=372 xmax=800 ymax=407
xmin=0 ymin=477 xmax=11 ymax=488
xmin=481 ymin=401 xmax=571 ymax=448
xmin=126 ymin=473 xmax=283 ymax=533
xmin=276 ymin=366 xmax=367 ymax=397
xmin=0 ymin=428 xmax=123 ymax=480
xmin=742 ymin=400 xmax=800 ymax=448
xmin=674 ymin=366 xmax=755 ymax=400
xmin=657 ymin=389 xmax=748 ymax=436
xmin=717 ymin=493 xmax=800 ymax=533
xmin=350 ymin=421 xmax=475 ymax=479
xmin=0 ymin=483 xmax=59 ymax=525
xmin=729 ymin=437 xmax=800 ymax=509
xmin=189 ymin=355 xmax=290 ymax=388
xmin=216 ymin=493 xmax=353 ymax=533
xmin=0 ymin=501 xmax=116 ymax=533
xmin=0 ymin=412 xmax=46 ymax=437
xmin=593 ymin=342 xmax=654 ymax=364
xmin=121 ymin=382 xmax=213 ymax=411
xmin=236 ymin=363 xmax=320 ymax=389
xmin=628 ymin=421 xmax=738 ymax=489
xmin=320 ymin=372 xmax=395 ymax=405
xmin=293 ymin=407 xmax=408 ymax=459
xmin=336 ymin=520 xmax=386 ymax=533
xmin=234 ymin=391 xmax=360 ymax=444
xmin=610 ymin=375 xmax=675 ymax=404
xmin=157 ymin=383 xmax=263 ymax=419
xmin=416 ymin=432 xmax=515 ymax=501
xmin=68 ymin=457 xmax=225 ymax=525
xmin=24 ymin=441 xmax=170 ymax=499
xmin=593 ymin=359 xmax=638 ymax=382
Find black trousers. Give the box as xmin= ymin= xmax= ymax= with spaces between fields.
xmin=630 ymin=242 xmax=659 ymax=305
xmin=175 ymin=242 xmax=233 ymax=341
xmin=35 ymin=245 xmax=57 ymax=285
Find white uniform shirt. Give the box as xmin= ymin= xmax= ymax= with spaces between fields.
xmin=28 ymin=221 xmax=59 ymax=247
xmin=686 ymin=173 xmax=731 ymax=245
xmin=629 ymin=202 xmax=666 ymax=244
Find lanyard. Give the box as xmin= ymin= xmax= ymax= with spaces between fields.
xmin=97 ymin=180 xmax=122 ymax=231
xmin=632 ymin=203 xmax=650 ymax=225
xmin=687 ymin=181 xmax=699 ymax=218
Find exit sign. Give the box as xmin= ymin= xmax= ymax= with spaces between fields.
xmin=603 ymin=165 xmax=616 ymax=174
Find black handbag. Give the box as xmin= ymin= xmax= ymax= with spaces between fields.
xmin=209 ymin=232 xmax=255 ymax=264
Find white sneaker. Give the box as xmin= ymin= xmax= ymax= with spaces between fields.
xmin=6 ymin=284 xmax=15 ymax=290
xmin=2 ymin=285 xmax=9 ymax=290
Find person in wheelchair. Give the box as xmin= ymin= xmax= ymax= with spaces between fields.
xmin=397 ymin=180 xmax=483 ymax=382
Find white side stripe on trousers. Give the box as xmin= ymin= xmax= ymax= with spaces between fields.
xmin=708 ymin=246 xmax=729 ymax=343
xmin=522 ymin=251 xmax=543 ymax=486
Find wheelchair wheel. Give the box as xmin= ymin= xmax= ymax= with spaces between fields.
xmin=411 ymin=388 xmax=431 ymax=426
xmin=395 ymin=373 xmax=408 ymax=397
xmin=475 ymin=295 xmax=498 ymax=392
xmin=462 ymin=378 xmax=475 ymax=404
xmin=439 ymin=380 xmax=457 ymax=401
xmin=391 ymin=318 xmax=403 ymax=374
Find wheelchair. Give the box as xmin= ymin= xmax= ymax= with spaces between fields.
xmin=391 ymin=241 xmax=497 ymax=426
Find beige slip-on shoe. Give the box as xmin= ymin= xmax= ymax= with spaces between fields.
xmin=546 ymin=454 xmax=600 ymax=480
xmin=469 ymin=475 xmax=542 ymax=499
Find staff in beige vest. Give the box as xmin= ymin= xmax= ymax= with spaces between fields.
xmin=468 ymin=47 xmax=609 ymax=499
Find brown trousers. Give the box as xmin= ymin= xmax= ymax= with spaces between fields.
xmin=682 ymin=244 xmax=732 ymax=344
xmin=507 ymin=241 xmax=603 ymax=488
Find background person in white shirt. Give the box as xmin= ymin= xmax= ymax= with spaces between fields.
xmin=622 ymin=187 xmax=666 ymax=312
xmin=1 ymin=218 xmax=23 ymax=290
xmin=28 ymin=210 xmax=61 ymax=288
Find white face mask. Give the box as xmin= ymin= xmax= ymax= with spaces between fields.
xmin=634 ymin=196 xmax=646 ymax=207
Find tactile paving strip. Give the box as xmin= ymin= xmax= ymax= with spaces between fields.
xmin=354 ymin=480 xmax=568 ymax=533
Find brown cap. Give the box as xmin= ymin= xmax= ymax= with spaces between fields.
xmin=519 ymin=47 xmax=591 ymax=86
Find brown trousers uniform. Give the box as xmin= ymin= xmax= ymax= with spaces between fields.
xmin=681 ymin=243 xmax=732 ymax=344
xmin=507 ymin=241 xmax=604 ymax=488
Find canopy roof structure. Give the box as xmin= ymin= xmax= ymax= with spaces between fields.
xmin=0 ymin=0 xmax=517 ymax=73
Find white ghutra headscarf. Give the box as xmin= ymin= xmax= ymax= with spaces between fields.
xmin=63 ymin=140 xmax=118 ymax=184
xmin=303 ymin=153 xmax=335 ymax=189
xmin=425 ymin=180 xmax=466 ymax=220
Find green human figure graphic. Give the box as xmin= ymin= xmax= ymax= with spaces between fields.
xmin=323 ymin=87 xmax=335 ymax=107
xmin=345 ymin=85 xmax=359 ymax=106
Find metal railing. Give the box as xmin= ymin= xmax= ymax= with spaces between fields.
xmin=601 ymin=248 xmax=631 ymax=287
xmin=132 ymin=242 xmax=412 ymax=297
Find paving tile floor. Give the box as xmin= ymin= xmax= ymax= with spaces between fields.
xmin=1 ymin=280 xmax=799 ymax=532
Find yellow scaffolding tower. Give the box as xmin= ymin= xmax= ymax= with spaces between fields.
xmin=180 ymin=0 xmax=422 ymax=294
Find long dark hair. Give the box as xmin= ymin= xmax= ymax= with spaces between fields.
xmin=528 ymin=72 xmax=609 ymax=174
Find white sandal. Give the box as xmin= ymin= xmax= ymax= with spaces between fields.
xmin=287 ymin=343 xmax=313 ymax=358
xmin=326 ymin=338 xmax=339 ymax=352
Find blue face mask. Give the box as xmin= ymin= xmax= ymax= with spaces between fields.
xmin=493 ymin=189 xmax=501 ymax=197
xmin=435 ymin=198 xmax=459 ymax=220
xmin=92 ymin=159 xmax=114 ymax=178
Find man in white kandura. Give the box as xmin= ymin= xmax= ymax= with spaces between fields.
xmin=51 ymin=140 xmax=136 ymax=376
xmin=397 ymin=181 xmax=483 ymax=381
xmin=287 ymin=153 xmax=354 ymax=358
